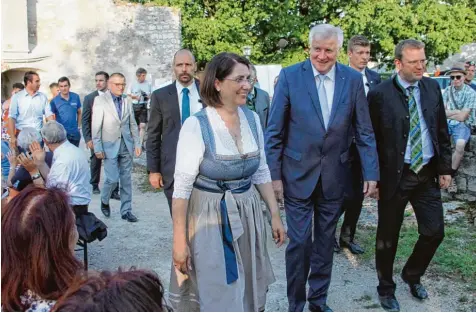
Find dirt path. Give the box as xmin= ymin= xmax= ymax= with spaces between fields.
xmin=85 ymin=169 xmax=471 ymax=312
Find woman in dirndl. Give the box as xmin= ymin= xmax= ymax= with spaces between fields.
xmin=168 ymin=52 xmax=286 ymax=312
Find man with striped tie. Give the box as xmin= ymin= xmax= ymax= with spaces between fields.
xmin=368 ymin=39 xmax=452 ymax=312
xmin=147 ymin=49 xmax=204 ymax=212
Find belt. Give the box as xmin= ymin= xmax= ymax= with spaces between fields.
xmin=194 ymin=180 xmax=251 ymax=284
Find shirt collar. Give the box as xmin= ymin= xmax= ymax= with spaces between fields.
xmin=397 ymin=73 xmax=419 ymax=90
xmin=98 ymin=89 xmax=106 ymax=95
xmin=176 ymin=79 xmax=196 ymax=94
xmin=53 ymin=140 xmax=71 ymax=158
xmin=311 ymin=63 xmax=336 ymax=82
xmin=22 ymin=89 xmax=40 ymax=97
xmin=360 ymin=68 xmax=366 ymax=75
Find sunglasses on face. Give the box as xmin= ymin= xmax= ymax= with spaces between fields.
xmin=450 ymin=75 xmax=463 ymax=80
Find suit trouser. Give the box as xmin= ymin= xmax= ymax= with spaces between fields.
xmin=101 ymin=139 xmax=133 ymax=216
xmin=376 ymin=164 xmax=445 ymax=296
xmin=340 ymin=145 xmax=364 ymax=243
xmin=285 ymin=181 xmax=343 ymax=311
xmin=90 ymin=147 xmax=119 ymax=194
xmin=164 ymin=185 xmax=173 ymax=216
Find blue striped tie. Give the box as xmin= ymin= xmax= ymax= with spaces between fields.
xmin=407 ymin=86 xmax=423 ymax=173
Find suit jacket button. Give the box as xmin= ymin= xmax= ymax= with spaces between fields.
xmin=405 ymin=116 xmax=409 ymax=119
xmin=403 ymin=134 xmax=407 ymax=138
xmin=400 ymin=152 xmax=404 ymax=155
xmin=397 ymin=170 xmax=401 ymax=174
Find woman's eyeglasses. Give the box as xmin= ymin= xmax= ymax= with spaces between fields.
xmin=223 ymin=77 xmax=254 ymax=85
xmin=450 ymin=75 xmax=463 ymax=80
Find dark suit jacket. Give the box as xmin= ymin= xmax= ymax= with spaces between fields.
xmin=253 ymin=87 xmax=270 ymax=131
xmin=368 ymin=76 xmax=452 ymax=201
xmin=146 ymin=81 xmax=202 ymax=190
xmin=266 ymin=60 xmax=379 ymax=200
xmin=365 ymin=68 xmax=382 ymax=90
xmin=82 ymin=90 xmax=99 ymax=143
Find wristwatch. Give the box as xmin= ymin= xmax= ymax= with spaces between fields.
xmin=31 ymin=172 xmax=41 ymax=180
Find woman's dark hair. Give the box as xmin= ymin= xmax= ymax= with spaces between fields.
xmin=1 ymin=186 xmax=82 ymax=312
xmin=52 ymin=268 xmax=167 ymax=312
xmin=200 ymin=52 xmax=250 ymax=107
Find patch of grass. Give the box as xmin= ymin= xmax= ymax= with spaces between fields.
xmin=132 ymin=163 xmax=163 ymax=194
xmin=356 ymin=221 xmax=476 ymax=291
xmin=354 ymin=294 xmax=372 ymax=302
xmin=459 ymin=295 xmax=469 ymax=303
xmin=363 ymin=303 xmax=381 ymax=309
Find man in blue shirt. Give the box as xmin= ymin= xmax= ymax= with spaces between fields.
xmin=47 ymin=77 xmax=82 ymax=146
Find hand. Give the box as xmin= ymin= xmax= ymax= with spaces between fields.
xmin=439 ymin=175 xmax=451 ymax=189
xmin=149 ymin=172 xmax=164 ymax=189
xmin=363 ymin=181 xmax=377 ymax=198
xmin=6 ymin=151 xmax=17 ymax=168
xmin=87 ymin=140 xmax=94 ymax=150
xmin=9 ymin=137 xmax=17 ymax=150
xmin=135 ymin=147 xmax=142 ymax=157
xmin=371 ymin=188 xmax=380 ymax=200
xmin=95 ymin=152 xmax=105 ymax=159
xmin=272 ymin=180 xmax=284 ymax=206
xmin=29 ymin=141 xmax=46 ymax=165
xmin=17 ymin=153 xmax=38 ymax=173
xmin=172 ymin=241 xmax=192 ymax=275
xmin=271 ymin=212 xmax=286 ymax=247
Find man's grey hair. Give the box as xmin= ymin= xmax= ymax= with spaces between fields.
xmin=394 ymin=39 xmax=425 ymax=60
xmin=41 ymin=121 xmax=67 ymax=144
xmin=309 ymin=24 xmax=344 ymax=49
xmin=17 ymin=127 xmax=42 ymax=150
xmin=249 ymin=63 xmax=257 ymax=76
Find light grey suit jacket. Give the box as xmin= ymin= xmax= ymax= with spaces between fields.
xmin=91 ymin=91 xmax=140 ymax=158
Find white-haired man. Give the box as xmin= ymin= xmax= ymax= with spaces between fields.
xmin=265 ymin=24 xmax=379 ymax=312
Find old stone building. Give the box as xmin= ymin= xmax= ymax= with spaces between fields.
xmin=1 ymin=0 xmax=181 ymax=99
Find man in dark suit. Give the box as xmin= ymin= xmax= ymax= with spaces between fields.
xmin=147 ymin=49 xmax=203 ymax=210
xmin=246 ymin=63 xmax=270 ymax=130
xmin=335 ymin=35 xmax=382 ymax=254
xmin=266 ymin=24 xmax=379 ymax=312
xmin=82 ymin=72 xmax=120 ymax=198
xmin=368 ymin=39 xmax=452 ymax=312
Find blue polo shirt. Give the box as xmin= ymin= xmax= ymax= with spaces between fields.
xmin=50 ymin=92 xmax=81 ymax=139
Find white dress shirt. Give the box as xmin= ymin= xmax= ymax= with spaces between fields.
xmin=9 ymin=89 xmax=52 ymax=131
xmin=173 ymin=106 xmax=271 ymax=199
xmin=361 ymin=68 xmax=370 ymax=95
xmin=396 ymin=75 xmax=434 ymax=165
xmin=176 ymin=79 xmax=202 ymax=120
xmin=46 ymin=141 xmax=92 ymax=205
xmin=311 ymin=64 xmax=336 ymax=113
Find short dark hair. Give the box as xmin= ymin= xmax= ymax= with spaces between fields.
xmin=200 ymin=52 xmax=251 ymax=108
xmin=58 ymin=77 xmax=70 ymax=86
xmin=52 ymin=268 xmax=167 ymax=312
xmin=95 ymin=71 xmax=109 ymax=81
xmin=23 ymin=71 xmax=39 ymax=86
xmin=136 ymin=67 xmax=147 ymax=75
xmin=395 ymin=39 xmax=425 ymax=60
xmin=49 ymin=82 xmax=58 ymax=89
xmin=110 ymin=72 xmax=125 ymax=80
xmin=347 ymin=35 xmax=370 ymax=52
xmin=12 ymin=83 xmax=24 ymax=90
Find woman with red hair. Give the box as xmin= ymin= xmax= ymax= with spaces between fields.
xmin=1 ymin=186 xmax=82 ymax=311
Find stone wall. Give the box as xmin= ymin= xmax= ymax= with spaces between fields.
xmin=2 ymin=0 xmax=181 ymax=98
xmin=444 ymin=135 xmax=476 ymax=202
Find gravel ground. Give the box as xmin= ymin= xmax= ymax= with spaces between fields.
xmin=83 ymin=162 xmax=472 ymax=312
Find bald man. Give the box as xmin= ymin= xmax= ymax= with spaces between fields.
xmin=146 ymin=49 xmax=205 ymax=211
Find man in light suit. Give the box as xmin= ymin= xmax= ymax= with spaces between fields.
xmin=82 ymin=71 xmax=119 ymax=199
xmin=147 ymin=49 xmax=204 ymax=211
xmin=265 ymin=24 xmax=379 ymax=312
xmin=335 ymin=35 xmax=382 ymax=254
xmin=92 ymin=73 xmax=142 ymax=223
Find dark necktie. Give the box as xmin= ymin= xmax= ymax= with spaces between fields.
xmin=113 ymin=95 xmax=122 ymax=119
xmin=182 ymin=87 xmax=190 ymax=124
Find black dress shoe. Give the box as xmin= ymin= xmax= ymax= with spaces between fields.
xmin=333 ymin=238 xmax=341 ymax=253
xmin=339 ymin=239 xmax=365 ymax=254
xmin=122 ymin=212 xmax=138 ymax=222
xmin=401 ymin=275 xmax=428 ymax=300
xmin=309 ymin=304 xmax=333 ymax=312
xmin=92 ymin=186 xmax=101 ymax=194
xmin=379 ymin=295 xmax=400 ymax=312
xmin=101 ymin=202 xmax=111 ymax=217
xmin=110 ymin=191 xmax=120 ymax=201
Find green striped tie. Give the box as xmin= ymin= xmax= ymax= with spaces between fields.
xmin=408 ymin=86 xmax=424 ymax=173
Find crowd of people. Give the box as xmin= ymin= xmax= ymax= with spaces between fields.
xmin=1 ymin=22 xmax=476 ymax=312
